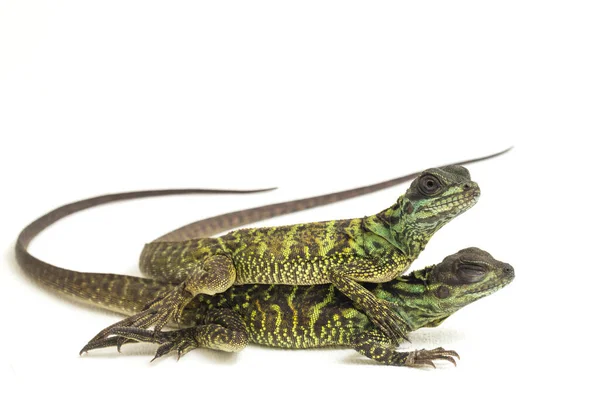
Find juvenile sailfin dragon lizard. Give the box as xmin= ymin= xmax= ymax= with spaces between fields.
xmin=78 ymin=247 xmax=515 ymax=367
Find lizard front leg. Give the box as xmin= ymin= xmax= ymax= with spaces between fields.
xmin=329 ymin=260 xmax=410 ymax=342
xmin=85 ymin=255 xmax=236 ymax=344
xmin=353 ymin=331 xmax=459 ymax=367
xmin=82 ymin=308 xmax=248 ymax=360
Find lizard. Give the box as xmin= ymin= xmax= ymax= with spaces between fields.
xmin=103 ymin=165 xmax=479 ymax=343
xmin=15 ymin=149 xmax=509 ymax=344
xmin=79 ymin=247 xmax=515 ymax=367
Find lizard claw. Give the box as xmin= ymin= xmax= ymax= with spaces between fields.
xmin=79 ymin=337 xmax=134 ymax=355
xmin=405 ymin=347 xmax=460 ymax=368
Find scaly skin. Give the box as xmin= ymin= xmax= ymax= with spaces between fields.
xmin=81 ymin=248 xmax=515 ymax=367
xmin=97 ymin=165 xmax=479 ymax=343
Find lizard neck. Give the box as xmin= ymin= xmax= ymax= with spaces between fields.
xmin=362 ymin=195 xmax=431 ymax=259
xmin=373 ymin=267 xmax=450 ymax=331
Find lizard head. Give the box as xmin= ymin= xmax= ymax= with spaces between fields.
xmin=401 ymin=165 xmax=479 ymax=233
xmin=388 ymin=247 xmax=514 ymax=330
xmin=367 ymin=165 xmax=480 ymax=257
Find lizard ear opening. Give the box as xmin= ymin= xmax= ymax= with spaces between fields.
xmin=435 ymin=286 xmax=450 ymax=299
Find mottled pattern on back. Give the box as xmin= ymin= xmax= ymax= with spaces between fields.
xmin=183 ymin=283 xmax=371 ymax=349
xmin=218 ymin=219 xmax=368 ymax=285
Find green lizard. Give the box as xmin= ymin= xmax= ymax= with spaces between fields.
xmin=80 ymin=247 xmax=514 ymax=367
xmin=16 ymin=150 xmax=509 ymax=347
xmin=107 ymin=165 xmax=479 ymax=343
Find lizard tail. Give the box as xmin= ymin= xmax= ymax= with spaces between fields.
xmin=17 ymin=249 xmax=175 ymax=316
xmin=15 ymin=188 xmax=263 ymax=315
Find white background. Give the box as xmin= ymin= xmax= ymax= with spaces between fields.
xmin=1 ymin=1 xmax=598 ymax=399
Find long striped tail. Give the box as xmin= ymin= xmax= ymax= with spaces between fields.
xmin=15 ymin=188 xmax=271 ymax=314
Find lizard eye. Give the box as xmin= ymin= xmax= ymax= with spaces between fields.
xmin=458 ymin=264 xmax=487 ymax=283
xmin=418 ymin=175 xmax=442 ymax=196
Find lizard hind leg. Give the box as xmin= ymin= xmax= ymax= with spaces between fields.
xmin=84 ymin=255 xmax=236 ymax=344
xmin=81 ymin=309 xmax=248 ymax=360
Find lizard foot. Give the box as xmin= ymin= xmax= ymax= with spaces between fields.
xmin=83 ymin=284 xmax=194 ymax=346
xmin=81 ymin=326 xmax=199 ymax=360
xmin=404 ymin=347 xmax=460 ymax=368
xmin=113 ymin=326 xmax=199 ymax=361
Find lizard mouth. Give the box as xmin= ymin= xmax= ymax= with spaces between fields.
xmin=428 ymin=187 xmax=480 ymax=213
xmin=458 ymin=274 xmax=514 ymax=298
